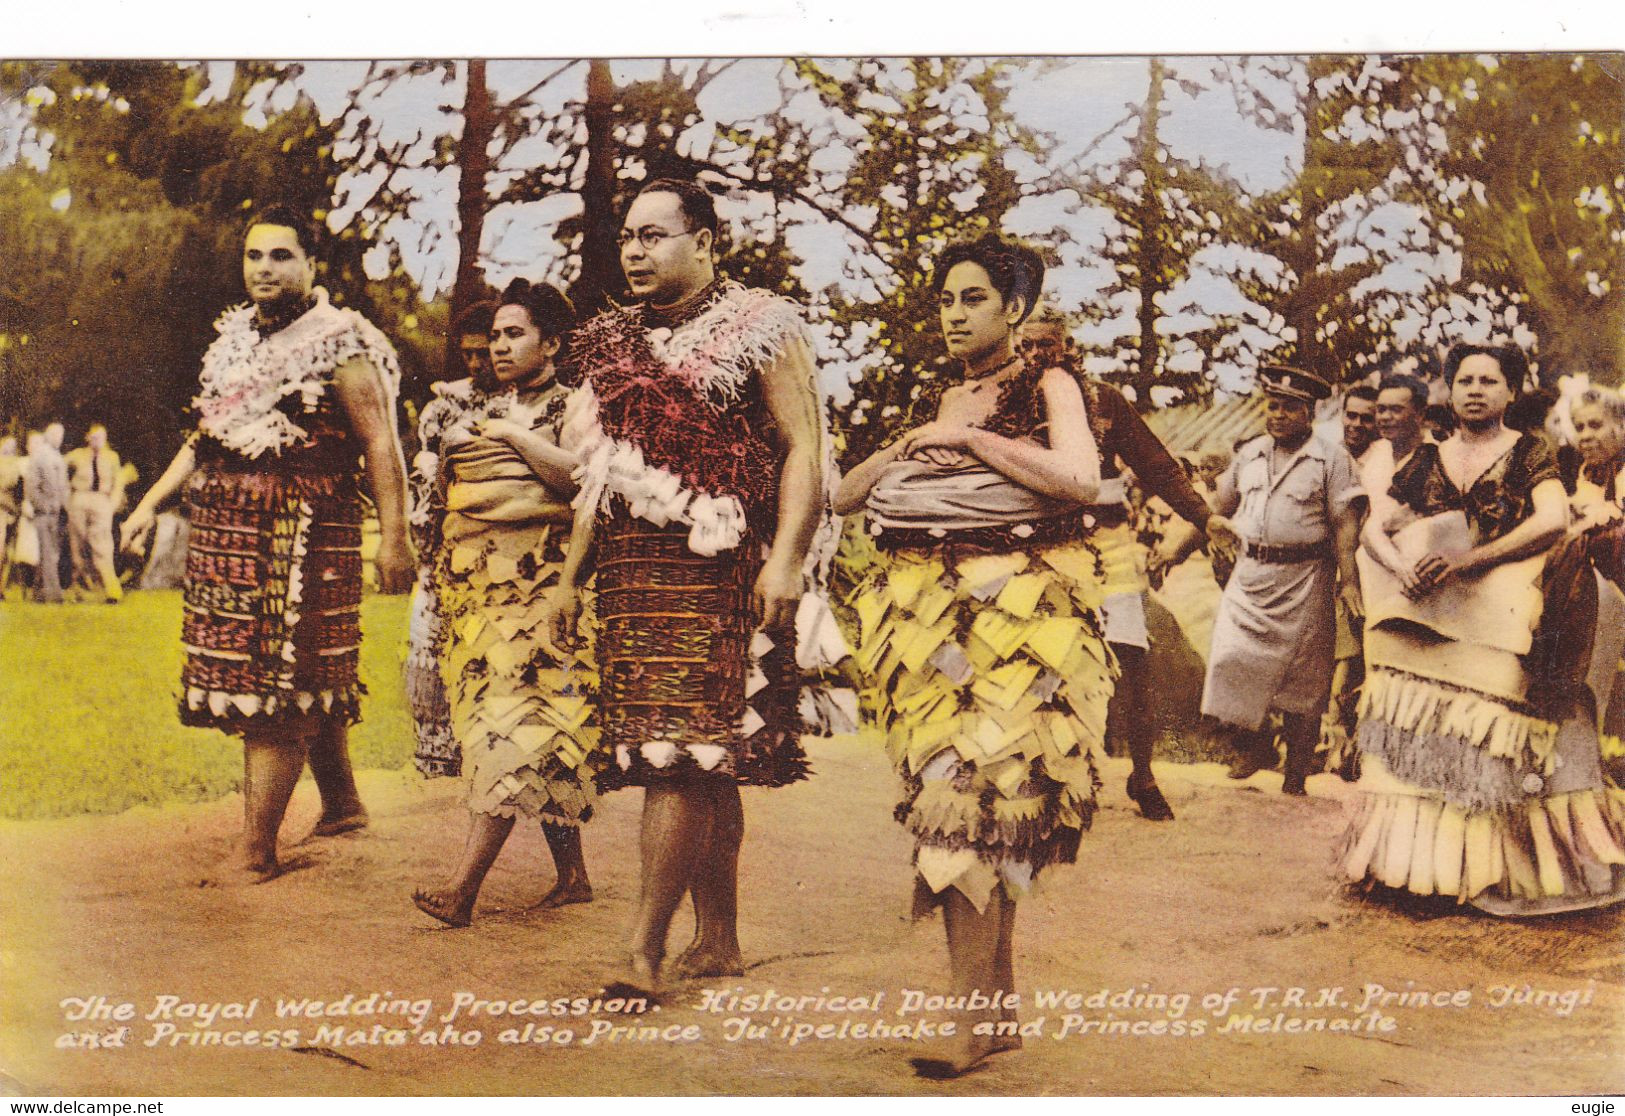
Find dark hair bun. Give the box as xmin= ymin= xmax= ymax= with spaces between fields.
xmin=931 ymin=233 xmax=1044 ymax=324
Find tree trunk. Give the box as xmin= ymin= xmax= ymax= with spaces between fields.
xmin=1281 ymin=57 xmax=1331 ymax=381
xmin=571 ymin=59 xmax=622 ymax=317
xmin=1131 ymin=58 xmax=1167 ymax=407
xmin=447 ymin=59 xmax=494 ymax=371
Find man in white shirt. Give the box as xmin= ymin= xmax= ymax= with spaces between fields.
xmin=65 ymin=424 xmax=125 ymax=602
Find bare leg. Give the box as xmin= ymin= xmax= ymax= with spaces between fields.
xmin=1116 ymin=643 xmax=1173 ymax=820
xmin=619 ymin=784 xmax=713 ymax=996
xmin=413 ymin=812 xmax=516 ymax=927
xmin=1280 ymin=712 xmax=1317 ymax=796
xmin=912 ymin=886 xmax=1010 ymax=1079
xmin=239 ymin=722 xmax=314 ymax=881
xmin=674 ymin=781 xmax=744 ymax=978
xmin=305 ymin=718 xmax=368 ymax=836
xmin=1225 ymin=722 xmax=1278 ymax=779
xmin=992 ymin=889 xmax=1022 ymax=1053
xmin=535 ymin=821 xmax=593 ymax=908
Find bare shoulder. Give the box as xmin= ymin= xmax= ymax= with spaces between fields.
xmin=1039 ymin=366 xmax=1086 ymax=402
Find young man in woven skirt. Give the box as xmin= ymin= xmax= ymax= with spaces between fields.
xmin=121 ymin=204 xmax=414 ymax=882
xmin=543 ymin=178 xmax=825 ymax=994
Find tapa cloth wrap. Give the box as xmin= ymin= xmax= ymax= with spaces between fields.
xmin=179 ymin=290 xmax=400 ymax=732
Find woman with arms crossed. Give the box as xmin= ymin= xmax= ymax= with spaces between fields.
xmin=411 ymin=279 xmax=599 ymax=926
xmin=837 ymin=234 xmax=1109 ymax=1077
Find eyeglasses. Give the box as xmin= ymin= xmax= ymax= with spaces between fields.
xmin=616 ymin=225 xmax=691 ymax=251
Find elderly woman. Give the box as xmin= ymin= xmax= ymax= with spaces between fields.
xmin=836 ymin=234 xmax=1109 ymax=1078
xmin=1570 ymin=386 xmax=1625 ymax=519
xmin=410 ymin=279 xmax=599 ymax=927
xmin=1343 ymin=345 xmax=1625 ymax=915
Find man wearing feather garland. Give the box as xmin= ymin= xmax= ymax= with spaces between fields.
xmin=541 ymin=178 xmax=826 ymax=994
xmin=121 ymin=204 xmax=414 ymax=884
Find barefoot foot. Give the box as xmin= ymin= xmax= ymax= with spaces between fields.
xmin=305 ymin=812 xmax=369 ymax=841
xmin=910 ymin=1032 xmax=1011 ymax=1079
xmin=670 ymin=942 xmax=744 ymax=980
xmin=412 ymin=886 xmax=474 ymax=928
xmin=531 ymin=879 xmax=593 ymax=910
xmin=600 ymin=954 xmax=661 ymax=1003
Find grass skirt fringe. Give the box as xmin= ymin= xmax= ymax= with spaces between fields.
xmin=853 ymin=543 xmax=1116 ymax=911
xmin=438 ymin=523 xmax=598 ymax=825
xmin=1339 ymin=756 xmax=1625 ymax=912
xmin=1345 ymin=666 xmax=1625 ymax=912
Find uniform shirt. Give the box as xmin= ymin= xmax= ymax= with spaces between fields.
xmin=1216 ymin=431 xmax=1361 ymax=548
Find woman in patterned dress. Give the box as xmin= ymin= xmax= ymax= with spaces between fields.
xmin=406 ymin=300 xmax=497 ymax=782
xmin=410 ymin=279 xmax=599 ymax=927
xmin=836 ymin=234 xmax=1110 ymax=1077
xmin=1342 ymin=345 xmax=1625 ymax=915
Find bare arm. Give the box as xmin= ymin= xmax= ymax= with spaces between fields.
xmin=833 ymin=437 xmax=908 ymax=516
xmin=539 ymin=497 xmax=598 ymax=659
xmin=1416 ymin=479 xmax=1568 ymax=592
xmin=1457 ymin=480 xmax=1568 ymax=573
xmin=333 ymin=355 xmax=413 ymax=594
xmin=757 ymin=334 xmax=826 ymax=628
xmin=1360 ymin=487 xmax=1420 ymax=590
xmin=481 ymin=419 xmax=578 ymax=500
xmin=957 ymin=369 xmax=1101 ymax=503
xmin=119 ymin=437 xmax=197 ymax=550
xmin=1199 ymin=456 xmax=1245 ymax=567
xmin=1335 ymin=500 xmax=1364 ymax=619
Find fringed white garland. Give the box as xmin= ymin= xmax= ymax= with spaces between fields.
xmin=194 ymin=288 xmax=403 ymax=459
xmin=567 ymin=385 xmax=747 ymax=557
xmin=647 ymin=284 xmax=807 ymax=408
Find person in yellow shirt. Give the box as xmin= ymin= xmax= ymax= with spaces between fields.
xmin=64 ymin=424 xmax=124 ymax=602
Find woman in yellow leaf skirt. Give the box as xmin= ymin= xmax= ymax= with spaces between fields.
xmin=1344 ymin=345 xmax=1625 ymax=915
xmin=836 ymin=235 xmax=1111 ymax=1077
xmin=411 ymin=280 xmax=599 ymax=927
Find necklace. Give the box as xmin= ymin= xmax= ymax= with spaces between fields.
xmin=251 ymin=293 xmax=316 ymax=336
xmin=963 ymin=354 xmax=1021 ymax=386
xmin=646 ymin=278 xmax=723 ymax=328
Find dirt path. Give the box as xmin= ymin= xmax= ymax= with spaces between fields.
xmin=2 ymin=738 xmax=1621 ymax=1097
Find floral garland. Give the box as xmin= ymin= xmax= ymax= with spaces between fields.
xmin=193 ymin=288 xmax=402 ymax=460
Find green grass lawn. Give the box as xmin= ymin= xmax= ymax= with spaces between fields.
xmin=0 ymin=590 xmax=414 ymax=820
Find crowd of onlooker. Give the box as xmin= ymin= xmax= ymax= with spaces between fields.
xmin=0 ymin=422 xmax=138 ymax=603
xmin=1121 ymin=347 xmax=1625 ymax=785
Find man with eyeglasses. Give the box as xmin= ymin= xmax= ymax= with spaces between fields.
xmin=1016 ymin=312 xmax=1213 ymax=820
xmin=544 ymin=177 xmax=826 ymax=995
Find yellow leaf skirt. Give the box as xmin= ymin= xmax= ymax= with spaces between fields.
xmin=437 ymin=520 xmax=598 ymax=824
xmin=852 ymin=541 xmax=1117 ymax=911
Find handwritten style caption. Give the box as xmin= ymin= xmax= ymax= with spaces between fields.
xmin=52 ymin=980 xmax=1599 ymax=1052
